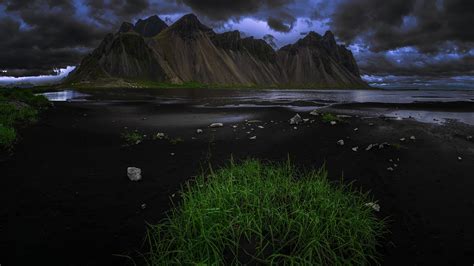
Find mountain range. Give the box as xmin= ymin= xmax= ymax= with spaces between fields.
xmin=66 ymin=14 xmax=368 ymax=88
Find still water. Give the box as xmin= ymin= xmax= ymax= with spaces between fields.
xmin=42 ymin=88 xmax=474 ymax=125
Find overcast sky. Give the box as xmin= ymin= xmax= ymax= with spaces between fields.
xmin=0 ymin=0 xmax=472 ymax=87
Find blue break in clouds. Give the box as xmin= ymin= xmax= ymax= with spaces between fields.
xmin=363 ymin=75 xmax=474 ymax=90
xmin=0 ymin=66 xmax=76 ymax=87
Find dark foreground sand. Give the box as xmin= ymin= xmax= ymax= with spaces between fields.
xmin=1 ymin=92 xmax=473 ymax=265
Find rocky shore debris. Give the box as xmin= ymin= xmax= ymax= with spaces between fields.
xmin=337 ymin=140 xmax=345 ymax=146
xmin=196 ymin=129 xmax=203 ymax=134
xmin=309 ymin=110 xmax=319 ymax=116
xmin=410 ymin=136 xmax=416 ymax=140
xmin=330 ymin=121 xmax=337 ymax=126
xmin=127 ymin=167 xmax=142 ymax=181
xmin=290 ymin=114 xmax=303 ymax=125
xmin=352 ymin=147 xmax=359 ymax=152
xmin=209 ymin=123 xmax=224 ymax=128
xmin=249 ymin=136 xmax=257 ymax=140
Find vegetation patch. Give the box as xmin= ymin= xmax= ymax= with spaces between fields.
xmin=0 ymin=89 xmax=49 ymax=149
xmin=121 ymin=130 xmax=145 ymax=146
xmin=321 ymin=113 xmax=342 ymax=123
xmin=147 ymin=159 xmax=385 ymax=265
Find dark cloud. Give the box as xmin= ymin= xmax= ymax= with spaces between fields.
xmin=267 ymin=12 xmax=296 ymax=32
xmin=176 ymin=0 xmax=291 ymax=21
xmin=331 ymin=0 xmax=474 ymax=53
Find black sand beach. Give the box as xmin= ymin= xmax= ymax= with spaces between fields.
xmin=1 ymin=89 xmax=473 ymax=265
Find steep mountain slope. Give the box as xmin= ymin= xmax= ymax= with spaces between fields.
xmin=67 ymin=13 xmax=368 ymax=88
xmin=67 ymin=16 xmax=169 ymax=83
xmin=277 ymin=32 xmax=366 ymax=87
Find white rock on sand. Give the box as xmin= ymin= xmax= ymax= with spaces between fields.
xmin=365 ymin=202 xmax=380 ymax=212
xmin=289 ymin=114 xmax=303 ymax=125
xmin=127 ymin=167 xmax=142 ymax=181
xmin=249 ymin=136 xmax=257 ymax=140
xmin=337 ymin=140 xmax=345 ymax=146
xmin=352 ymin=147 xmax=359 ymax=152
xmin=209 ymin=123 xmax=224 ymax=128
xmin=309 ymin=110 xmax=320 ymax=116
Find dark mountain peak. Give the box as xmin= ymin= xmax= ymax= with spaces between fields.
xmin=323 ymin=30 xmax=335 ymax=39
xmin=168 ymin=13 xmax=214 ymax=39
xmin=305 ymin=31 xmax=322 ymax=40
xmin=322 ymin=30 xmax=337 ymax=50
xmin=118 ymin=22 xmax=134 ymax=33
xmin=134 ymin=15 xmax=168 ymax=37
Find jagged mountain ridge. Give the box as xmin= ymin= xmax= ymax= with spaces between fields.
xmin=67 ymin=14 xmax=368 ymax=88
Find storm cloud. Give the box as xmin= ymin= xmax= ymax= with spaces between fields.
xmin=0 ymin=0 xmax=472 ymax=80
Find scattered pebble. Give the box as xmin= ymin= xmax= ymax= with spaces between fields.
xmin=387 ymin=167 xmax=394 ymax=172
xmin=394 ymin=164 xmax=398 ymax=168
xmin=310 ymin=110 xmax=320 ymax=116
xmin=330 ymin=121 xmax=337 ymax=126
xmin=290 ymin=114 xmax=303 ymax=125
xmin=155 ymin=132 xmax=166 ymax=139
xmin=400 ymin=137 xmax=406 ymax=142
xmin=293 ymin=127 xmax=298 ymax=130
xmin=127 ymin=167 xmax=142 ymax=181
xmin=354 ymin=128 xmax=359 ymax=131
xmin=366 ymin=144 xmax=375 ymax=151
xmin=258 ymin=126 xmax=264 ymax=129
xmin=141 ymin=203 xmax=147 ymax=210
xmin=303 ymin=118 xmax=310 ymax=123
xmin=337 ymin=140 xmax=345 ymax=146
xmin=458 ymin=156 xmax=463 ymax=161
xmin=196 ymin=129 xmax=203 ymax=134
xmin=170 ymin=153 xmax=175 ymax=156
xmin=365 ymin=202 xmax=380 ymax=212
xmin=410 ymin=136 xmax=416 ymax=140
xmin=352 ymin=147 xmax=359 ymax=152
xmin=232 ymin=125 xmax=238 ymax=129
xmin=209 ymin=123 xmax=224 ymax=128
xmin=249 ymin=136 xmax=257 ymax=140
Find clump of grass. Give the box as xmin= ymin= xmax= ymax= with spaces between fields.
xmin=147 ymin=159 xmax=385 ymax=265
xmin=0 ymin=89 xmax=49 ymax=149
xmin=0 ymin=125 xmax=16 ymax=149
xmin=121 ymin=131 xmax=145 ymax=145
xmin=321 ymin=113 xmax=342 ymax=123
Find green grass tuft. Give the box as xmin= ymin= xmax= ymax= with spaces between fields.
xmin=0 ymin=89 xmax=49 ymax=149
xmin=121 ymin=131 xmax=145 ymax=145
xmin=0 ymin=125 xmax=16 ymax=149
xmin=321 ymin=113 xmax=342 ymax=123
xmin=146 ymin=159 xmax=385 ymax=265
